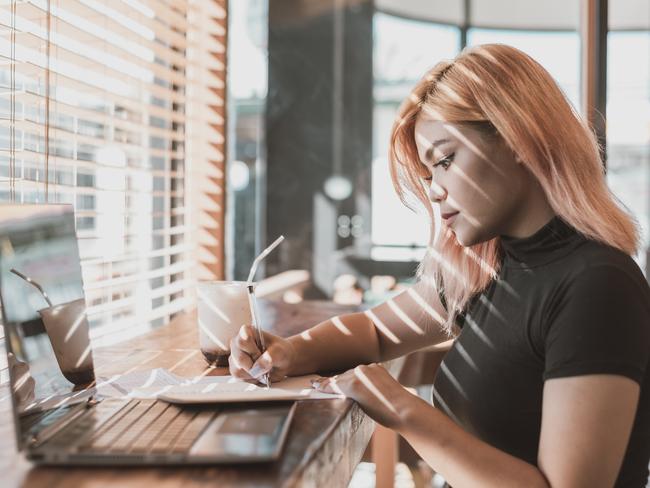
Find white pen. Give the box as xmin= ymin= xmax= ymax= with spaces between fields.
xmin=246 ymin=284 xmax=270 ymax=389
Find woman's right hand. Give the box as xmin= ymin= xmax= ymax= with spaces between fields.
xmin=229 ymin=325 xmax=297 ymax=383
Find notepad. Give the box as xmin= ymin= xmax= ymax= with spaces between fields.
xmin=127 ymin=373 xmax=345 ymax=404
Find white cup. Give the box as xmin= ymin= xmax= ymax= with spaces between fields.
xmin=197 ymin=281 xmax=254 ymax=367
xmin=38 ymin=298 xmax=95 ymax=385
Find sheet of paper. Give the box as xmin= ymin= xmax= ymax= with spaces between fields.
xmin=129 ymin=373 xmax=345 ymax=403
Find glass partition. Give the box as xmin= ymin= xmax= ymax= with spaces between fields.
xmin=371 ymin=13 xmax=459 ymax=253
xmin=226 ymin=0 xmax=268 ymax=281
xmin=606 ymin=31 xmax=650 ymax=275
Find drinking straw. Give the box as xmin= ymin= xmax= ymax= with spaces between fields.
xmin=246 ymin=235 xmax=285 ymax=284
xmin=10 ymin=268 xmax=53 ymax=307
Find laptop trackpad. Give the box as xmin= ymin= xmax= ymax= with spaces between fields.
xmin=190 ymin=406 xmax=292 ymax=461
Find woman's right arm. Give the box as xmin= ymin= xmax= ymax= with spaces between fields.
xmin=230 ymin=280 xmax=451 ymax=381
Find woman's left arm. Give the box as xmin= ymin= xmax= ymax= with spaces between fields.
xmin=315 ymin=366 xmax=639 ymax=488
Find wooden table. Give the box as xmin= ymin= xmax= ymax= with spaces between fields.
xmin=0 ymin=299 xmax=404 ymax=488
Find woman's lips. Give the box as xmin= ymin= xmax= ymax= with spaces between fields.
xmin=442 ymin=211 xmax=459 ymax=224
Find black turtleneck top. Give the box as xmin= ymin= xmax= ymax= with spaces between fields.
xmin=433 ymin=216 xmax=650 ymax=487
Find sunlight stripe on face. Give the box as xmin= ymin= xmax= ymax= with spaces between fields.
xmin=449 ymin=164 xmax=492 ymax=202
xmin=332 ymin=316 xmax=352 ymax=336
xmin=443 ymin=122 xmax=507 ymax=177
xmin=406 ymin=288 xmax=445 ymax=324
xmin=443 ymin=123 xmax=487 ymax=159
xmin=444 ymin=194 xmax=480 ymax=227
xmin=387 ymin=300 xmax=424 ymax=335
xmin=364 ymin=310 xmax=401 ymax=344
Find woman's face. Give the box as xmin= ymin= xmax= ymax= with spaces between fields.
xmin=414 ymin=116 xmax=534 ymax=247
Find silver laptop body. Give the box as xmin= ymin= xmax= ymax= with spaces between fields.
xmin=0 ymin=204 xmax=295 ymax=465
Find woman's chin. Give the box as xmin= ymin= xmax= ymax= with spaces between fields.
xmin=452 ymin=226 xmax=484 ymax=248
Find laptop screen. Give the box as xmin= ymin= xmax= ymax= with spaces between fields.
xmin=0 ymin=204 xmax=93 ymax=448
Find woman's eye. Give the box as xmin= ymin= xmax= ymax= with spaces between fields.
xmin=434 ymin=152 xmax=455 ymax=170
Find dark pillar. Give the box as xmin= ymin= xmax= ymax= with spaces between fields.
xmin=581 ymin=0 xmax=608 ymax=167
xmin=265 ymin=0 xmax=373 ymax=292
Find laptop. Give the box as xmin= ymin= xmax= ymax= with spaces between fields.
xmin=0 ymin=203 xmax=296 ymax=465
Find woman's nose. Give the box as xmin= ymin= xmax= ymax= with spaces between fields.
xmin=428 ymin=179 xmax=448 ymax=203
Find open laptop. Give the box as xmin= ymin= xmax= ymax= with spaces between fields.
xmin=0 ymin=203 xmax=296 ymax=465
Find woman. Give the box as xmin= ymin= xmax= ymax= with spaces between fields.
xmin=230 ymin=44 xmax=650 ymax=487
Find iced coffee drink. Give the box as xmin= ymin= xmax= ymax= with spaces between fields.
xmin=39 ymin=298 xmax=95 ymax=385
xmin=197 ymin=281 xmax=253 ymax=367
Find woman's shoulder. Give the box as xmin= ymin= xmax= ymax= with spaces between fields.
xmin=536 ymin=238 xmax=650 ymax=322
xmin=558 ymin=238 xmax=648 ymax=287
xmin=545 ymin=240 xmax=650 ymax=317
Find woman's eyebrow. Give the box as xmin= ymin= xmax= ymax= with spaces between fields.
xmin=424 ymin=138 xmax=452 ymax=161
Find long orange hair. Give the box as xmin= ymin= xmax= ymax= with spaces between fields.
xmin=389 ymin=44 xmax=640 ymax=334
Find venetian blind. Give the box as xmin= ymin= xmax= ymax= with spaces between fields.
xmin=0 ymin=0 xmax=227 ymax=350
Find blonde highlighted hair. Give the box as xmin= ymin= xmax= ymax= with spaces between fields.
xmin=389 ymin=43 xmax=640 ymax=335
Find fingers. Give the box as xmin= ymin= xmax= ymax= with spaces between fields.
xmin=228 ymin=325 xmax=261 ymax=380
xmin=311 ymin=374 xmax=344 ymax=395
xmin=228 ymin=328 xmax=257 ymax=382
xmin=228 ymin=352 xmax=255 ymax=382
xmin=229 ymin=326 xmax=291 ymax=383
xmin=249 ymin=350 xmax=272 ymax=379
xmin=229 ymin=326 xmax=272 ymax=382
xmin=234 ymin=325 xmax=263 ymax=360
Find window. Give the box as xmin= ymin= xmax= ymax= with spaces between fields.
xmin=372 ymin=13 xmax=459 ymax=251
xmin=606 ymin=31 xmax=650 ymax=273
xmin=0 ymin=0 xmax=227 ymax=347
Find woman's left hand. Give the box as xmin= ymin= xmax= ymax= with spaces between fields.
xmin=311 ymin=363 xmax=416 ymax=432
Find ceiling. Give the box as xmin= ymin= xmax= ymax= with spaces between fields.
xmin=374 ymin=0 xmax=650 ymax=31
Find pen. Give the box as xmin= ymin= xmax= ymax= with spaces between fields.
xmin=246 ymin=284 xmax=271 ymax=389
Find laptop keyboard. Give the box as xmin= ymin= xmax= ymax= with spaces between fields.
xmin=43 ymin=398 xmax=217 ymax=456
